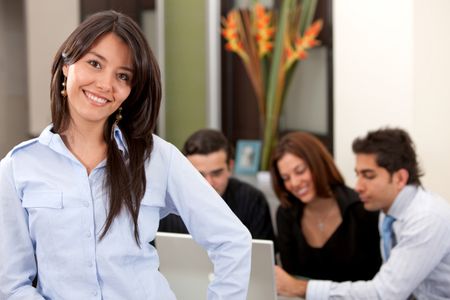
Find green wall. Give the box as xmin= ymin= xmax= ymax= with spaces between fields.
xmin=164 ymin=0 xmax=206 ymax=148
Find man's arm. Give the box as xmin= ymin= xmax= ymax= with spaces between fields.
xmin=306 ymin=213 xmax=450 ymax=299
xmin=275 ymin=265 xmax=308 ymax=297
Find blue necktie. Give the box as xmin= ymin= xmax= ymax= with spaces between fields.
xmin=381 ymin=215 xmax=396 ymax=260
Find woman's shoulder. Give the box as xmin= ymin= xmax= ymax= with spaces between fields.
xmin=334 ymin=185 xmax=362 ymax=208
xmin=3 ymin=138 xmax=40 ymax=161
xmin=276 ymin=199 xmax=301 ymax=220
xmin=335 ymin=185 xmax=379 ymax=219
xmin=3 ymin=125 xmax=59 ymax=161
xmin=0 ymin=138 xmax=42 ymax=180
xmin=151 ymin=134 xmax=170 ymax=149
xmin=147 ymin=134 xmax=187 ymax=169
xmin=149 ymin=134 xmax=176 ymax=159
xmin=334 ymin=185 xmax=358 ymax=200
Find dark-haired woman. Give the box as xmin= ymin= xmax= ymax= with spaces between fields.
xmin=270 ymin=132 xmax=381 ymax=296
xmin=0 ymin=11 xmax=250 ymax=299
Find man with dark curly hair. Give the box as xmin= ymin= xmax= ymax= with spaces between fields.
xmin=276 ymin=128 xmax=450 ymax=300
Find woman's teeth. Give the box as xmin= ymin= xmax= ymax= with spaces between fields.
xmin=86 ymin=91 xmax=108 ymax=104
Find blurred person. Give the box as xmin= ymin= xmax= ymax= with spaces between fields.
xmin=0 ymin=11 xmax=251 ymax=299
xmin=159 ymin=129 xmax=276 ymax=243
xmin=276 ymin=128 xmax=450 ymax=299
xmin=270 ymin=131 xmax=381 ymax=294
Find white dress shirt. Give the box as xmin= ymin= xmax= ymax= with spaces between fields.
xmin=306 ymin=185 xmax=450 ymax=300
xmin=0 ymin=125 xmax=252 ymax=300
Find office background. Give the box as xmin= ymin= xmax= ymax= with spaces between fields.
xmin=0 ymin=0 xmax=449 ymax=201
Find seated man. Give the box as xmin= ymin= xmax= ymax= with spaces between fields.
xmin=275 ymin=128 xmax=450 ymax=299
xmin=159 ymin=129 xmax=276 ymax=243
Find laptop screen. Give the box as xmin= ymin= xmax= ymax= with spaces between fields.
xmin=155 ymin=232 xmax=277 ymax=300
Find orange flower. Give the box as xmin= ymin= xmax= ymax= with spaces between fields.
xmin=222 ymin=11 xmax=249 ymax=62
xmin=305 ymin=20 xmax=323 ymax=37
xmin=301 ymin=20 xmax=323 ymax=49
xmin=253 ymin=3 xmax=275 ymax=57
xmin=220 ymin=1 xmax=323 ymax=171
xmin=283 ymin=20 xmax=322 ymax=70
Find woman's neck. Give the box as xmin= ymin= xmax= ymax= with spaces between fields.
xmin=63 ymin=120 xmax=105 ymax=145
xmin=303 ymin=195 xmax=337 ymax=215
xmin=301 ymin=196 xmax=342 ymax=247
xmin=61 ymin=121 xmax=108 ymax=174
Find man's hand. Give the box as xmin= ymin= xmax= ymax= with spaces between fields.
xmin=274 ymin=265 xmax=308 ymax=298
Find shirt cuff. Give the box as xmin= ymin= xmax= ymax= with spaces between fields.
xmin=305 ymin=280 xmax=332 ymax=300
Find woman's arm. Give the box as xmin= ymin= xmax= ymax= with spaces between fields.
xmin=0 ymin=156 xmax=45 ymax=299
xmin=163 ymin=143 xmax=252 ymax=300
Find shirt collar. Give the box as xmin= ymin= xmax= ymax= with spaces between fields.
xmin=386 ymin=184 xmax=419 ymax=220
xmin=38 ymin=124 xmax=72 ymax=159
xmin=38 ymin=124 xmax=129 ymax=159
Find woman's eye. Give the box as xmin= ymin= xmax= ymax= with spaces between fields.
xmin=88 ymin=60 xmax=101 ymax=69
xmin=295 ymin=167 xmax=306 ymax=175
xmin=118 ymin=73 xmax=129 ymax=81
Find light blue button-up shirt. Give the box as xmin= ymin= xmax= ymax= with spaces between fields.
xmin=0 ymin=125 xmax=252 ymax=300
xmin=306 ymin=185 xmax=450 ymax=299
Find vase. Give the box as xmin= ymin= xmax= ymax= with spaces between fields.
xmin=256 ymin=170 xmax=271 ymax=184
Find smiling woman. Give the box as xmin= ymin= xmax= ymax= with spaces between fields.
xmin=59 ymin=32 xmax=133 ymax=174
xmin=0 ymin=10 xmax=252 ymax=300
xmin=62 ymin=33 xmax=133 ymax=130
xmin=269 ymin=131 xmax=381 ymax=296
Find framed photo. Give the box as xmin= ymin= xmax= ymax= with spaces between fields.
xmin=234 ymin=140 xmax=262 ymax=175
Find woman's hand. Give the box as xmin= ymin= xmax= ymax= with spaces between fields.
xmin=274 ymin=265 xmax=307 ymax=298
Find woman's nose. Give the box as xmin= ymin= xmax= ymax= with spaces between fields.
xmin=96 ymin=73 xmax=113 ymax=92
xmin=290 ymin=174 xmax=302 ymax=187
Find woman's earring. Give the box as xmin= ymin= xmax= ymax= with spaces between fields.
xmin=61 ymin=77 xmax=67 ymax=97
xmin=114 ymin=107 xmax=123 ymax=126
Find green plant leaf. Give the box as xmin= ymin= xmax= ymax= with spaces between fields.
xmin=261 ymin=0 xmax=293 ymax=170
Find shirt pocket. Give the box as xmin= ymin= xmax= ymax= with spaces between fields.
xmin=22 ymin=191 xmax=63 ymax=209
xmin=21 ymin=191 xmax=87 ymax=230
xmin=139 ymin=186 xmax=166 ymax=240
xmin=21 ymin=191 xmax=64 ymax=248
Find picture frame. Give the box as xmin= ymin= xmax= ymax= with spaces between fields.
xmin=234 ymin=140 xmax=262 ymax=175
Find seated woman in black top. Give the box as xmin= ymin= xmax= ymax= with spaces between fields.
xmin=269 ymin=132 xmax=381 ymax=295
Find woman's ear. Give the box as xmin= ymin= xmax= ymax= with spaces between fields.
xmin=62 ymin=64 xmax=68 ymax=77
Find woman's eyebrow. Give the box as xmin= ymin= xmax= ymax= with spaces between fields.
xmin=87 ymin=51 xmax=133 ymax=72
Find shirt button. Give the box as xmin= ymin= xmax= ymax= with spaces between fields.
xmin=83 ymin=201 xmax=89 ymax=207
xmin=88 ymin=262 xmax=93 ymax=268
xmin=92 ymin=290 xmax=98 ymax=296
xmin=86 ymin=232 xmax=91 ymax=238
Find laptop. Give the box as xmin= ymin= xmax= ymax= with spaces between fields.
xmin=155 ymin=232 xmax=277 ymax=300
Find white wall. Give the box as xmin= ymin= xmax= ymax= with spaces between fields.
xmin=334 ymin=0 xmax=450 ymax=200
xmin=25 ymin=0 xmax=80 ymax=136
xmin=0 ymin=0 xmax=28 ymax=156
xmin=413 ymin=0 xmax=450 ymax=198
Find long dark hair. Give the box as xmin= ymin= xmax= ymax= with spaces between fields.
xmin=50 ymin=10 xmax=161 ymax=244
xmin=270 ymin=132 xmax=344 ymax=207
